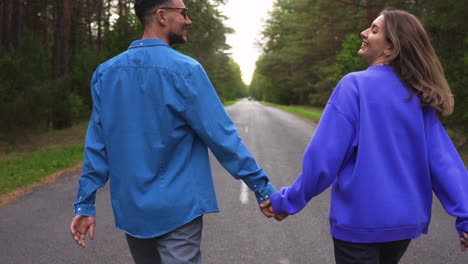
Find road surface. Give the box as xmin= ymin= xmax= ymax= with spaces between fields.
xmin=0 ymin=99 xmax=465 ymax=263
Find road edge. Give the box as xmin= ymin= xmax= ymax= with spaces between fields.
xmin=0 ymin=162 xmax=83 ymax=208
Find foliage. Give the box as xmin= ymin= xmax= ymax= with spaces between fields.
xmin=0 ymin=32 xmax=52 ymax=132
xmin=251 ymin=0 xmax=467 ymax=146
xmin=0 ymin=0 xmax=245 ymax=137
xmin=417 ymin=0 xmax=468 ymax=146
xmin=178 ymin=0 xmax=245 ymax=102
xmin=250 ymin=0 xmax=370 ymax=105
xmin=333 ymin=34 xmax=368 ymax=85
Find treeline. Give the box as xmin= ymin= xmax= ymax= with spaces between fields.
xmin=0 ymin=0 xmax=246 ymax=136
xmin=250 ymin=0 xmax=467 ymax=145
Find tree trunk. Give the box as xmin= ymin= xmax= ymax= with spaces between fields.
xmin=70 ymin=0 xmax=80 ymax=58
xmin=97 ymin=0 xmax=103 ymax=51
xmin=0 ymin=1 xmax=3 ymax=55
xmin=41 ymin=1 xmax=51 ymax=49
xmin=85 ymin=0 xmax=93 ymax=47
xmin=12 ymin=0 xmax=24 ymax=47
xmin=365 ymin=0 xmax=373 ymax=26
xmin=117 ymin=0 xmax=130 ymax=36
xmin=118 ymin=0 xmax=124 ymax=18
xmin=105 ymin=0 xmax=111 ymax=30
xmin=52 ymin=0 xmax=72 ymax=78
xmin=1 ymin=0 xmax=13 ymax=52
xmin=51 ymin=0 xmax=72 ymax=129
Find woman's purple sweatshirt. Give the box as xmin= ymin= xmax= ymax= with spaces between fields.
xmin=271 ymin=65 xmax=468 ymax=243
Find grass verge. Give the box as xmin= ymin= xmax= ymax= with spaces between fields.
xmin=260 ymin=101 xmax=323 ymax=122
xmin=0 ymin=120 xmax=88 ymax=206
xmin=0 ymin=144 xmax=84 ymax=196
xmin=223 ymin=98 xmax=242 ymax=106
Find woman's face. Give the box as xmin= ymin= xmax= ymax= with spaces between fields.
xmin=358 ymin=15 xmax=392 ymax=66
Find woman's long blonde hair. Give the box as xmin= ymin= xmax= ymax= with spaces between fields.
xmin=382 ymin=9 xmax=454 ymax=116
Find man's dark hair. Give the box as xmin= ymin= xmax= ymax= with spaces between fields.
xmin=134 ymin=0 xmax=172 ymax=26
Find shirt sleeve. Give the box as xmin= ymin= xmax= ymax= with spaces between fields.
xmin=73 ymin=68 xmax=109 ymax=216
xmin=182 ymin=64 xmax=276 ymax=204
xmin=270 ymin=103 xmax=357 ymax=215
xmin=427 ymin=110 xmax=468 ymax=237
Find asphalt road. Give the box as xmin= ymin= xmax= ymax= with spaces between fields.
xmin=0 ymin=99 xmax=465 ymax=263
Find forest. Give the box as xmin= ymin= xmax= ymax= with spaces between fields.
xmin=0 ymin=0 xmax=246 ymax=137
xmin=250 ymin=0 xmax=467 ymax=148
xmin=0 ymin=0 xmax=466 ymax=150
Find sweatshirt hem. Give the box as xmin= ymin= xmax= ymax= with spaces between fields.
xmin=331 ymin=223 xmax=427 ymax=243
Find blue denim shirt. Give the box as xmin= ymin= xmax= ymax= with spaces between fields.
xmin=73 ymin=38 xmax=276 ymax=238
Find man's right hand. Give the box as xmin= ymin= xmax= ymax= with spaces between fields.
xmin=70 ymin=215 xmax=96 ymax=248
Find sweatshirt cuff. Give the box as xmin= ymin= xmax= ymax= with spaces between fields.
xmin=456 ymin=224 xmax=468 ymax=238
xmin=270 ymin=191 xmax=284 ymax=214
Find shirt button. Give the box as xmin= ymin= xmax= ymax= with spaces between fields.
xmin=265 ymin=195 xmax=269 ymax=198
xmin=260 ymin=197 xmax=264 ymax=200
xmin=77 ymin=208 xmax=81 ymax=211
xmin=253 ymin=185 xmax=257 ymax=188
xmin=140 ymin=42 xmax=143 ymax=45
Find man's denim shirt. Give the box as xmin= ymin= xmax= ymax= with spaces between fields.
xmin=73 ymin=38 xmax=276 ymax=238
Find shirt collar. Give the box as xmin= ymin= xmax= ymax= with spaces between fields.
xmin=128 ymin=38 xmax=170 ymax=50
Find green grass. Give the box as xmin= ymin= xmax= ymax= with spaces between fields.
xmin=223 ymin=98 xmax=242 ymax=106
xmin=0 ymin=120 xmax=88 ymax=198
xmin=260 ymin=101 xmax=323 ymax=122
xmin=0 ymin=144 xmax=84 ymax=195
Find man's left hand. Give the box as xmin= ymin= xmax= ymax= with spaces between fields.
xmin=70 ymin=215 xmax=96 ymax=248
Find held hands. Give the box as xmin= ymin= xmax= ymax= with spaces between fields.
xmin=70 ymin=215 xmax=96 ymax=248
xmin=461 ymin=232 xmax=468 ymax=252
xmin=260 ymin=200 xmax=288 ymax=221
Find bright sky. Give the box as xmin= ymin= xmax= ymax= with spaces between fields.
xmin=218 ymin=0 xmax=275 ymax=85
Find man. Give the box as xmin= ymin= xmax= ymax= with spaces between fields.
xmin=70 ymin=0 xmax=281 ymax=263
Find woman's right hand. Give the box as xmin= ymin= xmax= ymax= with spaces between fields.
xmin=461 ymin=232 xmax=468 ymax=252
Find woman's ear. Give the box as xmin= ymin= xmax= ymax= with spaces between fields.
xmin=384 ymin=43 xmax=393 ymax=57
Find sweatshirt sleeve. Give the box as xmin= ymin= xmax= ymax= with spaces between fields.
xmin=270 ymin=103 xmax=356 ymax=215
xmin=427 ymin=110 xmax=468 ymax=237
xmin=182 ymin=64 xmax=276 ymax=204
xmin=270 ymin=74 xmax=359 ymax=215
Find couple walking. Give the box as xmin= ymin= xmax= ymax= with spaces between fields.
xmin=70 ymin=1 xmax=468 ymax=263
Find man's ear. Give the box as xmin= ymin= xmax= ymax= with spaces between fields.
xmin=154 ymin=9 xmax=166 ymax=26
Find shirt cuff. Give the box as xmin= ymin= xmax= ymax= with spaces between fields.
xmin=73 ymin=203 xmax=96 ymax=216
xmin=243 ymin=180 xmax=276 ymax=204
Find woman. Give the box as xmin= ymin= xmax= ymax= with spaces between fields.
xmin=265 ymin=9 xmax=468 ymax=264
